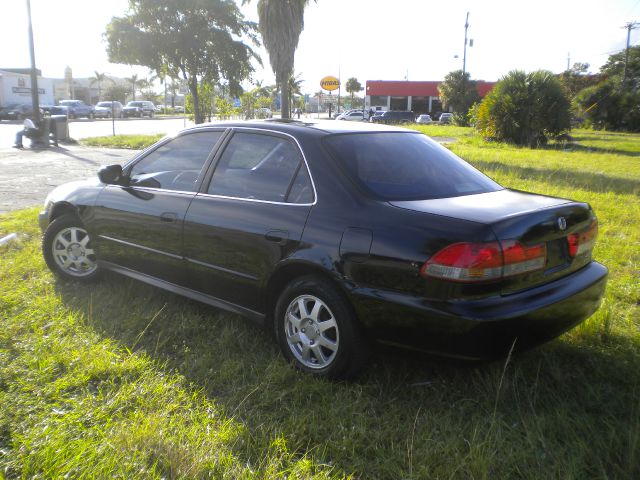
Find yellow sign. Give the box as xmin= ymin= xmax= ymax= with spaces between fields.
xmin=320 ymin=76 xmax=340 ymax=91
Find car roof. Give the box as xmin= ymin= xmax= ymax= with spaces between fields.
xmin=182 ymin=119 xmax=416 ymax=137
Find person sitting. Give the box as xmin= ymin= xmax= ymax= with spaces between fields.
xmin=14 ymin=118 xmax=40 ymax=149
xmin=13 ymin=117 xmax=58 ymax=148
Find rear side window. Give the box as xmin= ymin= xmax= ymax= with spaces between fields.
xmin=323 ymin=132 xmax=502 ymax=200
xmin=208 ymin=132 xmax=312 ymax=203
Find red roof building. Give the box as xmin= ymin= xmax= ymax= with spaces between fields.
xmin=365 ymin=80 xmax=496 ymax=114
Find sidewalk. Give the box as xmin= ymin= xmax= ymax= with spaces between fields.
xmin=0 ymin=143 xmax=137 ymax=214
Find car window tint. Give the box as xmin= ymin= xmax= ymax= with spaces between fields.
xmin=129 ymin=131 xmax=222 ymax=192
xmin=324 ymin=132 xmax=502 ymax=201
xmin=208 ymin=132 xmax=306 ymax=203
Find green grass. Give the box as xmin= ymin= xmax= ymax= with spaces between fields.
xmin=81 ymin=134 xmax=165 ymax=150
xmin=1 ymin=129 xmax=639 ymax=479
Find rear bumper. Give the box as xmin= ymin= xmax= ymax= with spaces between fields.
xmin=351 ymin=261 xmax=608 ymax=359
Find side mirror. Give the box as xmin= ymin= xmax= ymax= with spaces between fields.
xmin=98 ymin=164 xmax=125 ymax=185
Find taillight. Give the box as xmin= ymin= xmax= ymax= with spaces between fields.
xmin=420 ymin=240 xmax=547 ymax=282
xmin=567 ymin=220 xmax=598 ymax=258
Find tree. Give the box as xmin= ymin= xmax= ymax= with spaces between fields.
xmin=124 ymin=74 xmax=146 ymax=101
xmin=103 ymin=83 xmax=130 ymax=104
xmin=600 ymin=44 xmax=640 ymax=88
xmin=345 ymin=77 xmax=363 ymax=105
xmin=106 ymin=0 xmax=257 ymax=124
xmin=475 ymin=70 xmax=571 ymax=148
xmin=438 ymin=70 xmax=480 ymax=125
xmin=89 ymin=71 xmax=114 ymax=103
xmin=246 ymin=0 xmax=314 ymax=119
xmin=558 ymin=63 xmax=600 ymax=100
xmin=288 ymin=73 xmax=304 ymax=113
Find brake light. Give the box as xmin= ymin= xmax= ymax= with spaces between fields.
xmin=420 ymin=240 xmax=547 ymax=282
xmin=568 ymin=220 xmax=598 ymax=258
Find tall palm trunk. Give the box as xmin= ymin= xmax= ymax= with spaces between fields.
xmin=256 ymin=0 xmax=310 ymax=119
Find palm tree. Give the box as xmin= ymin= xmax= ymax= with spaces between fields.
xmin=89 ymin=71 xmax=114 ymax=103
xmin=288 ymin=73 xmax=304 ymax=113
xmin=345 ymin=77 xmax=363 ymax=107
xmin=124 ymin=74 xmax=146 ymax=101
xmin=248 ymin=0 xmax=314 ymax=119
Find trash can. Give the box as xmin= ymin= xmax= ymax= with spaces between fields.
xmin=51 ymin=115 xmax=69 ymax=142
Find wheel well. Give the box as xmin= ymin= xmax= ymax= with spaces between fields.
xmin=49 ymin=202 xmax=79 ymax=223
xmin=264 ymin=263 xmax=352 ymax=330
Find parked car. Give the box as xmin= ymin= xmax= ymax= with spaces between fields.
xmin=50 ymin=106 xmax=70 ymax=116
xmin=39 ymin=121 xmax=607 ymax=379
xmin=416 ymin=114 xmax=433 ymax=124
xmin=336 ymin=110 xmax=367 ymax=121
xmin=0 ymin=103 xmax=41 ymax=121
xmin=439 ymin=112 xmax=453 ymax=124
xmin=256 ymin=107 xmax=272 ymax=119
xmin=369 ymin=110 xmax=385 ymax=123
xmin=370 ymin=110 xmax=416 ymax=124
xmin=58 ymin=100 xmax=95 ymax=119
xmin=123 ymin=101 xmax=155 ymax=118
xmin=94 ymin=101 xmax=124 ymax=119
xmin=174 ymin=106 xmax=185 ymax=114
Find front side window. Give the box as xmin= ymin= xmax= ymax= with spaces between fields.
xmin=128 ymin=131 xmax=223 ymax=192
xmin=208 ymin=132 xmax=312 ymax=203
xmin=323 ymin=132 xmax=502 ymax=201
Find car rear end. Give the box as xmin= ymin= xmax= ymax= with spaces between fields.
xmin=322 ymin=130 xmax=607 ymax=359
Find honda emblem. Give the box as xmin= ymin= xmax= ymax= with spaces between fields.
xmin=557 ymin=217 xmax=567 ymax=231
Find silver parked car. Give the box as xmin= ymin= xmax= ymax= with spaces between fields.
xmin=94 ymin=101 xmax=124 ymax=119
xmin=416 ymin=114 xmax=433 ymax=124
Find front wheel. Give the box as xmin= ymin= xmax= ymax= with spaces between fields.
xmin=42 ymin=214 xmax=101 ymax=282
xmin=274 ymin=275 xmax=368 ymax=379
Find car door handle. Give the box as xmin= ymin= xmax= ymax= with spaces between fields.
xmin=160 ymin=212 xmax=177 ymax=223
xmin=265 ymin=230 xmax=289 ymax=245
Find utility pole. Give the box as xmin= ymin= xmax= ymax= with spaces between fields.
xmin=567 ymin=52 xmax=571 ymax=71
xmin=461 ymin=12 xmax=470 ymax=108
xmin=623 ymin=21 xmax=639 ymax=87
xmin=26 ymin=0 xmax=41 ymax=126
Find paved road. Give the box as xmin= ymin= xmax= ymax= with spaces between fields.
xmin=0 ymin=117 xmax=197 ymax=215
xmin=0 ymin=116 xmax=193 ymax=148
xmin=0 ymin=143 xmax=138 ymax=214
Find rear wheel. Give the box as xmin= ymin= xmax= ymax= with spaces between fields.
xmin=274 ymin=275 xmax=368 ymax=379
xmin=42 ymin=214 xmax=100 ymax=282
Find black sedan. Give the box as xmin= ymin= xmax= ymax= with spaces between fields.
xmin=38 ymin=120 xmax=608 ymax=378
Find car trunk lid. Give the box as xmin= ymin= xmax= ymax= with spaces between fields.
xmin=392 ymin=189 xmax=598 ymax=294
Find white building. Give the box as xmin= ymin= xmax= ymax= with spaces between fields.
xmin=0 ymin=69 xmax=54 ymax=107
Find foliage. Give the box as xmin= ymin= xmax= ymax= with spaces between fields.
xmin=240 ymin=86 xmax=273 ymax=119
xmin=102 ymin=83 xmax=130 ymax=104
xmin=345 ymin=77 xmax=363 ymax=104
xmin=185 ymin=81 xmax=216 ymax=122
xmin=215 ymin=96 xmax=235 ymax=119
xmin=1 ymin=128 xmax=639 ymax=478
xmin=475 ymin=70 xmax=571 ymax=147
xmin=106 ymin=0 xmax=257 ymax=124
xmin=600 ymin=44 xmax=640 ymax=87
xmin=558 ymin=62 xmax=600 ymax=99
xmin=248 ymin=0 xmax=314 ymax=119
xmin=288 ymin=73 xmax=304 ymax=113
xmin=437 ymin=70 xmax=480 ymax=125
xmin=81 ymin=134 xmax=164 ymax=149
xmin=574 ymin=80 xmax=640 ymax=132
xmin=88 ymin=71 xmax=114 ymax=103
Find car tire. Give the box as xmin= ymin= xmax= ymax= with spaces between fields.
xmin=42 ymin=214 xmax=101 ymax=282
xmin=274 ymin=275 xmax=368 ymax=379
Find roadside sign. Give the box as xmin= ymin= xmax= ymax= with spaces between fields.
xmin=320 ymin=76 xmax=340 ymax=92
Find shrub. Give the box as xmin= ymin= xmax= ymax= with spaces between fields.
xmin=574 ymin=80 xmax=640 ymax=132
xmin=475 ymin=70 xmax=571 ymax=147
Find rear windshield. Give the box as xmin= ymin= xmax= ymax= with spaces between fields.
xmin=323 ymin=132 xmax=502 ymax=200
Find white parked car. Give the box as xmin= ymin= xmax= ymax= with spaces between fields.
xmin=416 ymin=114 xmax=433 ymax=124
xmin=94 ymin=101 xmax=124 ymax=119
xmin=336 ymin=110 xmax=367 ymax=121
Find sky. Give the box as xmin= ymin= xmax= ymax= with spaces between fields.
xmin=2 ymin=0 xmax=640 ymax=94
